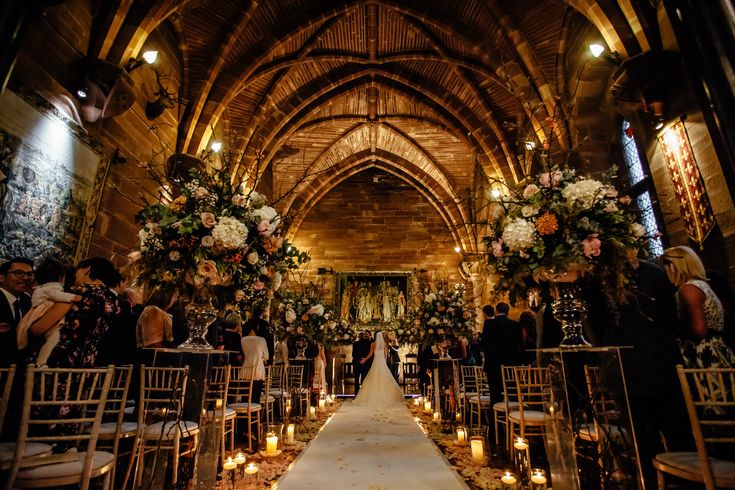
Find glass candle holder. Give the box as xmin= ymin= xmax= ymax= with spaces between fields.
xmin=286 ymin=423 xmax=295 ymax=445
xmin=456 ymin=426 xmax=467 ymax=446
xmin=531 ymin=468 xmax=548 ymax=489
xmin=501 ymin=470 xmax=517 ymax=488
xmin=513 ymin=437 xmax=531 ymax=487
xmin=469 ymin=435 xmax=486 ymax=464
xmin=265 ymin=431 xmax=279 ymax=456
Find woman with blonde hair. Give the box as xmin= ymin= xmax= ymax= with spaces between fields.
xmin=661 ymin=246 xmax=735 ymax=369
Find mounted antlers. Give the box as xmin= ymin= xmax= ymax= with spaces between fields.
xmin=145 ymin=68 xmax=177 ymax=120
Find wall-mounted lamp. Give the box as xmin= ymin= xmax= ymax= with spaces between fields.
xmin=589 ymin=43 xmax=621 ymax=65
xmin=210 ymin=141 xmax=222 ymax=152
xmin=125 ymin=50 xmax=158 ymax=72
xmin=454 ymin=246 xmax=462 ymax=253
xmin=490 ymin=189 xmax=501 ymax=199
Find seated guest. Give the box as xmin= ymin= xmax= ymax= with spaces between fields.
xmin=136 ymin=289 xmax=177 ymax=348
xmin=0 ymin=257 xmax=33 ymax=367
xmin=222 ymin=312 xmax=244 ymax=364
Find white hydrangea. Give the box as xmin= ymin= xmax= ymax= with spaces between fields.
xmin=309 ymin=304 xmax=325 ymax=316
xmin=211 ymin=216 xmax=248 ymax=249
xmin=561 ymin=179 xmax=605 ymax=209
xmin=285 ymin=308 xmax=296 ymax=324
xmin=248 ymin=191 xmax=267 ymax=208
xmin=252 ymin=206 xmax=278 ymax=224
xmin=501 ymin=218 xmax=537 ymax=251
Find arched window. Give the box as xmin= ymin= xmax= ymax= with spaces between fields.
xmin=621 ymin=120 xmax=664 ymax=256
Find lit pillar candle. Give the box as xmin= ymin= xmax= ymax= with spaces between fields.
xmin=414 ymin=397 xmax=421 ymax=406
xmin=266 ymin=433 xmax=279 ymax=456
xmin=423 ymin=400 xmax=432 ymax=413
xmin=244 ymin=463 xmax=258 ymax=475
xmin=433 ymin=411 xmax=441 ymax=422
xmin=223 ymin=456 xmax=236 ymax=471
xmin=309 ymin=406 xmax=316 ymax=418
xmin=456 ymin=427 xmax=467 ymax=445
xmin=513 ymin=437 xmax=528 ymax=451
xmin=286 ymin=424 xmax=295 ymax=444
xmin=455 ymin=411 xmax=462 ymax=423
xmin=513 ymin=437 xmax=530 ymax=486
xmin=470 ymin=436 xmax=485 ymax=463
xmin=318 ymin=398 xmax=326 ymax=411
xmin=501 ymin=471 xmax=517 ymax=487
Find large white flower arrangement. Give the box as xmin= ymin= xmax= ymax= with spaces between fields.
xmin=416 ymin=284 xmax=476 ymax=347
xmin=322 ymin=319 xmax=357 ymax=346
xmin=134 ymin=166 xmax=309 ymax=294
xmin=484 ymin=166 xmax=649 ymax=303
xmin=272 ymin=293 xmax=332 ymax=342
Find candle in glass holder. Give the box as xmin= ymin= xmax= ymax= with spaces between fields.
xmin=286 ymin=424 xmax=295 ymax=444
xmin=470 ymin=436 xmax=485 ymax=462
xmin=413 ymin=397 xmax=421 ymax=406
xmin=531 ymin=468 xmax=547 ymax=488
xmin=501 ymin=471 xmax=517 ymax=486
xmin=423 ymin=400 xmax=432 ymax=413
xmin=318 ymin=398 xmax=326 ymax=411
xmin=456 ymin=427 xmax=467 ymax=445
xmin=433 ymin=411 xmax=441 ymax=422
xmin=309 ymin=406 xmax=316 ymax=418
xmin=513 ymin=437 xmax=528 ymax=451
xmin=234 ymin=452 xmax=246 ymax=465
xmin=455 ymin=411 xmax=462 ymax=423
xmin=223 ymin=456 xmax=237 ymax=471
xmin=244 ymin=463 xmax=258 ymax=475
xmin=266 ymin=433 xmax=279 ymax=456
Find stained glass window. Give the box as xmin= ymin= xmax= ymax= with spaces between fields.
xmin=621 ymin=120 xmax=664 ymax=256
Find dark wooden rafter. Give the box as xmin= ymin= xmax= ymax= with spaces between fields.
xmin=168 ymin=13 xmax=190 ymax=122
xmin=400 ymin=14 xmax=520 ymax=182
xmin=89 ymin=0 xmax=135 ymax=60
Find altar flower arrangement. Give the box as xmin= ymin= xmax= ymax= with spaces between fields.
xmin=134 ymin=166 xmax=309 ymax=295
xmin=322 ymin=319 xmax=357 ymax=346
xmin=483 ymin=166 xmax=648 ymax=304
xmin=272 ymin=292 xmax=332 ymax=342
xmin=392 ymin=311 xmax=422 ymax=346
xmin=416 ymin=284 xmax=476 ymax=348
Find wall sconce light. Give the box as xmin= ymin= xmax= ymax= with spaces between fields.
xmin=588 ymin=43 xmax=621 ymax=65
xmin=210 ymin=141 xmax=222 ymax=152
xmin=490 ymin=189 xmax=501 ymax=199
xmin=524 ymin=140 xmax=536 ymax=151
xmin=125 ymin=50 xmax=158 ymax=72
xmin=454 ymin=246 xmax=461 ymax=253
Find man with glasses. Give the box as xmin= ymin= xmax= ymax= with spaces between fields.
xmin=0 ymin=257 xmax=33 ymax=367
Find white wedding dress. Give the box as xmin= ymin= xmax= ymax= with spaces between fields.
xmin=353 ymin=332 xmax=405 ymax=407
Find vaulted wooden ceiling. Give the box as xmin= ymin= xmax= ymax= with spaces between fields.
xmin=87 ymin=0 xmax=659 ymax=252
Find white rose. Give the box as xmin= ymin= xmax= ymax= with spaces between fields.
xmin=194 ymin=187 xmax=209 ymax=199
xmin=202 ymin=235 xmax=215 ymax=247
xmin=285 ymin=309 xmax=296 ymax=324
xmin=561 ymin=179 xmax=605 ymax=209
xmin=212 ymin=216 xmax=248 ymax=249
xmin=521 ymin=204 xmax=539 ymax=217
xmin=501 ymin=218 xmax=537 ymax=251
xmin=247 ymin=251 xmax=259 ymax=265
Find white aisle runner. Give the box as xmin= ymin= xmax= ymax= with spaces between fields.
xmin=277 ymin=401 xmax=467 ymax=490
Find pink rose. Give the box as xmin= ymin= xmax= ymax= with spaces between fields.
xmin=492 ymin=239 xmax=504 ymax=257
xmin=619 ymin=195 xmax=632 ymax=205
xmin=197 ymin=259 xmax=218 ymax=277
xmin=581 ymin=234 xmax=602 ymax=258
xmin=200 ymin=212 xmax=216 ymax=228
xmin=523 ymin=184 xmax=540 ymax=198
xmin=194 ymin=187 xmax=209 ymax=199
xmin=257 ymin=219 xmax=275 ymax=237
xmin=539 ymin=173 xmax=551 ymax=187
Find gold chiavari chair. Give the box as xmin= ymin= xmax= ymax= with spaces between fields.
xmin=654 ymin=366 xmax=735 ymax=490
xmin=467 ymin=367 xmax=492 ymax=429
xmin=0 ymin=364 xmax=16 ymax=432
xmin=459 ymin=365 xmax=478 ymax=422
xmin=286 ymin=365 xmax=309 ymax=415
xmin=204 ymin=365 xmax=235 ymax=466
xmin=227 ymin=365 xmax=262 ymax=452
xmin=263 ymin=365 xmax=284 ymax=425
xmin=508 ymin=366 xmax=552 ymax=442
xmin=5 ymin=365 xmax=115 ymax=490
xmin=494 ymin=365 xmax=523 ymax=449
xmin=125 ymin=365 xmax=198 ymax=489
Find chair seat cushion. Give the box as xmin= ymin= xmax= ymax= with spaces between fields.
xmin=654 ymin=452 xmax=735 ymax=485
xmin=123 ymin=406 xmax=135 ymax=415
xmin=269 ymin=389 xmax=289 ymax=397
xmin=508 ymin=410 xmax=548 ymax=423
xmin=228 ymin=402 xmax=262 ymax=412
xmin=493 ymin=401 xmax=520 ymax=411
xmin=83 ymin=421 xmax=139 ymax=438
xmin=15 ymin=451 xmax=113 ymax=480
xmin=578 ymin=423 xmax=622 ymax=442
xmin=459 ymin=392 xmax=477 ymax=399
xmin=261 ymin=395 xmax=275 ymax=403
xmin=468 ymin=395 xmax=491 ymax=405
xmin=0 ymin=442 xmax=53 ymax=465
xmin=142 ymin=420 xmax=199 ymax=438
xmin=206 ymin=407 xmax=237 ymax=419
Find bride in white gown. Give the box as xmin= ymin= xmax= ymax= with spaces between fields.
xmin=354 ymin=331 xmax=405 ymax=407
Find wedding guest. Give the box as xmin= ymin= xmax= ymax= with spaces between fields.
xmin=707 ymin=270 xmax=735 ymax=350
xmin=274 ymin=334 xmax=290 ymax=366
xmin=221 ymin=312 xmax=244 ymax=364
xmin=136 ymin=289 xmax=177 ymax=348
xmin=247 ymin=306 xmax=274 ymax=365
xmin=312 ymin=341 xmax=327 ymax=392
xmin=241 ymin=320 xmax=269 ymax=406
xmin=98 ymin=287 xmax=142 ymax=365
xmin=0 ymin=257 xmax=33 ymax=367
xmin=518 ymin=310 xmax=537 ymax=364
xmin=535 ymin=286 xmax=563 ymax=348
xmin=481 ymin=302 xmax=522 ymax=406
xmin=16 ymin=257 xmax=81 ymax=366
xmin=586 ymin=259 xmax=691 ymax=487
xmin=662 ymin=246 xmax=735 ymax=369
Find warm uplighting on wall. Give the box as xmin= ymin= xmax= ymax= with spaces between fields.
xmin=454 ymin=246 xmax=461 ymax=253
xmin=589 ymin=43 xmax=605 ymax=58
xmin=210 ymin=141 xmax=222 ymax=152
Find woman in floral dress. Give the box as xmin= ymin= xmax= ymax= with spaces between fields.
xmin=662 ymin=246 xmax=735 ymax=369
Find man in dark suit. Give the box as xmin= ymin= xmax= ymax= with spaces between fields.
xmin=481 ymin=302 xmax=522 ymax=406
xmin=352 ymin=330 xmax=372 ymax=394
xmin=0 ymin=257 xmax=33 ymax=367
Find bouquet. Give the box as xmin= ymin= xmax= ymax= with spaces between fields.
xmin=272 ymin=292 xmax=332 ymax=342
xmin=417 ymin=284 xmax=476 ymax=348
xmin=483 ymin=166 xmax=648 ymax=304
xmin=322 ymin=319 xmax=357 ymax=346
xmin=134 ymin=166 xmax=309 ymax=295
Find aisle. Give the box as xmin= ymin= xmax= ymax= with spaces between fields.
xmin=277 ymin=401 xmax=467 ymax=490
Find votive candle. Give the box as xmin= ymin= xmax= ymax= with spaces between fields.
xmin=531 ymin=468 xmax=547 ymax=489
xmin=234 ymin=452 xmax=246 ymax=465
xmin=433 ymin=411 xmax=441 ymax=422
xmin=455 ymin=411 xmax=462 ymax=423
xmin=513 ymin=437 xmax=528 ymax=451
xmin=286 ymin=424 xmax=295 ymax=444
xmin=223 ymin=456 xmax=236 ymax=471
xmin=244 ymin=462 xmax=258 ymax=475
xmin=501 ymin=471 xmax=517 ymax=486
xmin=309 ymin=406 xmax=316 ymax=418
xmin=424 ymin=400 xmax=432 ymax=413
xmin=318 ymin=398 xmax=326 ymax=411
xmin=456 ymin=427 xmax=467 ymax=445
xmin=266 ymin=434 xmax=279 ymax=456
xmin=470 ymin=437 xmax=485 ymax=462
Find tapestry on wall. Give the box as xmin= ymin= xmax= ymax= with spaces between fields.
xmin=335 ymin=272 xmax=411 ymax=328
xmin=657 ymin=120 xmax=716 ymax=246
xmin=0 ymin=128 xmax=92 ymax=263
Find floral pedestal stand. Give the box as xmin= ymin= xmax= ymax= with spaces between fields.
xmin=541 ymin=270 xmax=591 ymax=347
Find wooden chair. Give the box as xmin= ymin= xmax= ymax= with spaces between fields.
xmin=0 ymin=364 xmax=16 ymax=432
xmin=5 ymin=365 xmax=115 ymax=490
xmin=227 ymin=365 xmax=262 ymax=452
xmin=579 ymin=365 xmax=623 ymax=443
xmin=493 ymin=365 xmax=522 ymax=449
xmin=204 ymin=365 xmax=235 ymax=466
xmin=286 ymin=365 xmax=309 ymax=415
xmin=508 ymin=366 xmax=551 ymax=442
xmin=459 ymin=365 xmax=478 ymax=421
xmin=653 ymin=365 xmax=735 ymax=489
xmin=467 ymin=367 xmax=491 ymax=430
xmin=402 ymin=362 xmax=420 ymax=391
xmin=341 ymin=363 xmax=355 ymax=393
xmin=268 ymin=364 xmax=289 ymax=417
xmin=126 ymin=366 xmax=198 ymax=489
xmin=262 ymin=365 xmax=278 ymax=426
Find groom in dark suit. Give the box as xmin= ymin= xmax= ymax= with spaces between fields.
xmin=352 ymin=331 xmax=372 ymax=394
xmin=0 ymin=257 xmax=33 ymax=367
